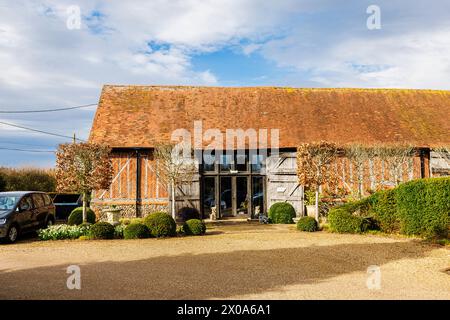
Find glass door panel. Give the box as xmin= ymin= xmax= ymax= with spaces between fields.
xmin=202 ymin=177 xmax=216 ymax=219
xmin=236 ymin=177 xmax=248 ymax=215
xmin=252 ymin=176 xmax=264 ymax=217
xmin=220 ymin=177 xmax=233 ymax=217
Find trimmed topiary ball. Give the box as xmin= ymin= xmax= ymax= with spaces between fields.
xmin=178 ymin=207 xmax=200 ymax=222
xmin=143 ymin=212 xmax=176 ymax=237
xmin=89 ymin=222 xmax=115 ymax=239
xmin=68 ymin=207 xmax=96 ymax=225
xmin=296 ymin=216 xmax=318 ymax=232
xmin=182 ymin=219 xmax=206 ymax=235
xmin=123 ymin=223 xmax=150 ymax=239
xmin=268 ymin=202 xmax=296 ymax=224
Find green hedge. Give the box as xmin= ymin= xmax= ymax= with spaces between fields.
xmin=367 ymin=189 xmax=398 ymax=233
xmin=395 ymin=178 xmax=449 ymax=237
xmin=329 ymin=177 xmax=450 ymax=238
xmin=328 ymin=208 xmax=368 ymax=233
xmin=182 ymin=219 xmax=206 ymax=235
xmin=123 ymin=223 xmax=150 ymax=239
xmin=296 ymin=216 xmax=318 ymax=232
xmin=68 ymin=207 xmax=96 ymax=225
xmin=143 ymin=212 xmax=176 ymax=237
xmin=268 ymin=202 xmax=296 ymax=224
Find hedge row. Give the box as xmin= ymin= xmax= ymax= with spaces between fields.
xmin=328 ymin=177 xmax=450 ymax=238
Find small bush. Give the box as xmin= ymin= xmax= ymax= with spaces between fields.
xmin=144 ymin=212 xmax=176 ymax=237
xmin=296 ymin=216 xmax=318 ymax=232
xmin=328 ymin=208 xmax=368 ymax=233
xmin=114 ymin=224 xmax=126 ymax=239
xmin=68 ymin=207 xmax=96 ymax=225
xmin=182 ymin=219 xmax=206 ymax=235
xmin=178 ymin=207 xmax=200 ymax=222
xmin=38 ymin=224 xmax=90 ymax=240
xmin=268 ymin=202 xmax=296 ymax=224
xmin=89 ymin=222 xmax=115 ymax=240
xmin=123 ymin=223 xmax=150 ymax=239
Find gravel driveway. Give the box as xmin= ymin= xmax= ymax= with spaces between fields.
xmin=0 ymin=223 xmax=449 ymax=300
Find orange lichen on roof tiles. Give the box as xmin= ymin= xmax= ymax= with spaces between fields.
xmin=89 ymin=85 xmax=450 ymax=148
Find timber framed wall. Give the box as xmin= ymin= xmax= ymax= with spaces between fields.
xmin=90 ymin=147 xmax=431 ymax=219
xmin=91 ymin=149 xmax=168 ymax=219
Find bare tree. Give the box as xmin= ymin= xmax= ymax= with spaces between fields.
xmin=154 ymin=143 xmax=197 ymax=219
xmin=56 ymin=143 xmax=113 ymax=222
xmin=377 ymin=144 xmax=414 ymax=186
xmin=345 ymin=144 xmax=377 ymax=198
xmin=297 ymin=141 xmax=339 ymax=222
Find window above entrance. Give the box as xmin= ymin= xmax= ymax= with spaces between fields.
xmin=200 ymin=150 xmax=266 ymax=174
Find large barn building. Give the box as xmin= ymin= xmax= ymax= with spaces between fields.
xmin=88 ymin=85 xmax=450 ymax=219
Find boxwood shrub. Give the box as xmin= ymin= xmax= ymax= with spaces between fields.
xmin=328 ymin=208 xmax=368 ymax=233
xmin=89 ymin=222 xmax=115 ymax=240
xmin=68 ymin=207 xmax=96 ymax=225
xmin=268 ymin=202 xmax=296 ymax=224
xmin=123 ymin=223 xmax=150 ymax=239
xmin=182 ymin=219 xmax=206 ymax=235
xmin=143 ymin=212 xmax=176 ymax=237
xmin=296 ymin=216 xmax=318 ymax=232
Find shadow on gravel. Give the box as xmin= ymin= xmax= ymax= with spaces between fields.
xmin=0 ymin=240 xmax=433 ymax=299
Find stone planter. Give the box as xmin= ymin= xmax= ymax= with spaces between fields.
xmin=103 ymin=208 xmax=122 ymax=225
xmin=306 ymin=205 xmax=316 ymax=218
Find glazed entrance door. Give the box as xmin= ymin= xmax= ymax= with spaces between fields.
xmin=218 ymin=176 xmax=249 ymax=217
xmin=201 ymin=150 xmax=266 ymax=219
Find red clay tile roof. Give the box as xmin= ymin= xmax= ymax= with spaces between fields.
xmin=89 ymin=85 xmax=450 ymax=148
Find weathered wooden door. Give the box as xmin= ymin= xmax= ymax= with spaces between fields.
xmin=266 ymin=151 xmax=303 ymax=216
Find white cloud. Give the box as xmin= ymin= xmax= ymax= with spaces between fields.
xmin=0 ymin=0 xmax=450 ymax=166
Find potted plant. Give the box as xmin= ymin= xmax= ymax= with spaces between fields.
xmin=103 ymin=204 xmax=122 ymax=225
xmin=304 ymin=190 xmax=316 ymax=218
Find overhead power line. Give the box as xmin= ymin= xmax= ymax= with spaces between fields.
xmin=0 ymin=103 xmax=97 ymax=114
xmin=0 ymin=121 xmax=86 ymax=142
xmin=0 ymin=147 xmax=55 ymax=153
xmin=0 ymin=140 xmax=55 ymax=148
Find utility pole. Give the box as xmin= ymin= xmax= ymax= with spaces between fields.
xmin=73 ymin=133 xmax=76 ymax=144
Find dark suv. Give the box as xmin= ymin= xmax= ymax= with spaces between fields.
xmin=0 ymin=191 xmax=55 ymax=243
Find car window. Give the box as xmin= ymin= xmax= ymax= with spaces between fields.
xmin=53 ymin=194 xmax=81 ymax=203
xmin=32 ymin=194 xmax=45 ymax=208
xmin=19 ymin=196 xmax=34 ymax=211
xmin=0 ymin=196 xmax=20 ymax=210
xmin=43 ymin=194 xmax=52 ymax=206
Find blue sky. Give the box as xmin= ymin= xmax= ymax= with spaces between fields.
xmin=0 ymin=0 xmax=450 ymax=167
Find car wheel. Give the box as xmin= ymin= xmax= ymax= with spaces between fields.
xmin=6 ymin=225 xmax=19 ymax=243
